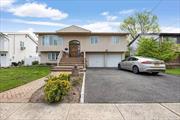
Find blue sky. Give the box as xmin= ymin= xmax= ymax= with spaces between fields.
xmin=0 ymin=0 xmax=180 ymax=33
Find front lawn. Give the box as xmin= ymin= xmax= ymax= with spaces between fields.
xmin=165 ymin=68 xmax=180 ymax=75
xmin=0 ymin=66 xmax=50 ymax=92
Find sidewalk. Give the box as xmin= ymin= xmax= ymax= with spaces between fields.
xmin=0 ymin=103 xmax=179 ymax=120
xmin=0 ymin=77 xmax=46 ymax=103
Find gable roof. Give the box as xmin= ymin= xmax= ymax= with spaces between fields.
xmin=56 ymin=25 xmax=91 ymax=33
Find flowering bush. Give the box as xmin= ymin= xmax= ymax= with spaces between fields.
xmin=44 ymin=73 xmax=71 ymax=103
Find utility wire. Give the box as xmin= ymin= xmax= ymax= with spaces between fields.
xmin=150 ymin=0 xmax=163 ymax=12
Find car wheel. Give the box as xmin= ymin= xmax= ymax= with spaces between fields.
xmin=133 ymin=66 xmax=139 ymax=74
xmin=152 ymin=72 xmax=159 ymax=75
xmin=118 ymin=64 xmax=122 ymax=70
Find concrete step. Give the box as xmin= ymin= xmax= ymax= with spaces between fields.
xmin=59 ymin=63 xmax=84 ymax=66
xmin=53 ymin=65 xmax=84 ymax=69
xmin=51 ymin=66 xmax=86 ymax=72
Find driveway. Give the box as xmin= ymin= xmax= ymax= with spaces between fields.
xmin=85 ymin=69 xmax=180 ymax=103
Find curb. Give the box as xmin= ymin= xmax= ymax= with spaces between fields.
xmin=80 ymin=72 xmax=86 ymax=103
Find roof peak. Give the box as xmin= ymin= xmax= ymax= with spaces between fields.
xmin=56 ymin=25 xmax=91 ymax=33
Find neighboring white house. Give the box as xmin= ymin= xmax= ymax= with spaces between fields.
xmin=0 ymin=32 xmax=38 ymax=67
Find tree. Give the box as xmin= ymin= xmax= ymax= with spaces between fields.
xmin=136 ymin=37 xmax=177 ymax=62
xmin=136 ymin=37 xmax=159 ymax=58
xmin=120 ymin=11 xmax=160 ymax=39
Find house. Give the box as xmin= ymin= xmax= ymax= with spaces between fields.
xmin=36 ymin=25 xmax=129 ymax=70
xmin=0 ymin=32 xmax=38 ymax=67
xmin=128 ymin=33 xmax=180 ymax=55
xmin=128 ymin=33 xmax=180 ymax=67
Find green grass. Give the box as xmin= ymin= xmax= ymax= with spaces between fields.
xmin=0 ymin=66 xmax=50 ymax=92
xmin=165 ymin=68 xmax=180 ymax=75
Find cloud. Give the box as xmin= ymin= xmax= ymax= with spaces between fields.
xmin=0 ymin=0 xmax=15 ymax=8
xmin=18 ymin=27 xmax=34 ymax=32
xmin=101 ymin=11 xmax=118 ymax=21
xmin=101 ymin=11 xmax=109 ymax=16
xmin=11 ymin=19 xmax=67 ymax=27
xmin=82 ymin=21 xmax=120 ymax=32
xmin=119 ymin=9 xmax=135 ymax=15
xmin=9 ymin=2 xmax=68 ymax=20
xmin=106 ymin=16 xmax=118 ymax=21
xmin=161 ymin=26 xmax=180 ymax=33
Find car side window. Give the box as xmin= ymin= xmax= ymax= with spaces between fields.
xmin=128 ymin=57 xmax=138 ymax=61
xmin=127 ymin=57 xmax=132 ymax=61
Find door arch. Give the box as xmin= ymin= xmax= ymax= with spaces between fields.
xmin=69 ymin=40 xmax=80 ymax=57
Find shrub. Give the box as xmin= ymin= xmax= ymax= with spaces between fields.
xmin=58 ymin=72 xmax=70 ymax=81
xmin=44 ymin=79 xmax=71 ymax=103
xmin=46 ymin=73 xmax=70 ymax=82
xmin=32 ymin=61 xmax=39 ymax=65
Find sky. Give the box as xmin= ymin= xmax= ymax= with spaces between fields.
xmin=0 ymin=0 xmax=180 ymax=33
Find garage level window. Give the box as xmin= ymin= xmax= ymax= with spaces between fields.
xmin=112 ymin=36 xmax=120 ymax=44
xmin=48 ymin=52 xmax=59 ymax=61
xmin=91 ymin=36 xmax=99 ymax=44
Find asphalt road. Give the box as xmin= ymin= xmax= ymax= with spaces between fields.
xmin=84 ymin=69 xmax=180 ymax=103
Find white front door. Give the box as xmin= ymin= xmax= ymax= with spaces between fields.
xmin=87 ymin=54 xmax=104 ymax=67
xmin=106 ymin=54 xmax=122 ymax=67
xmin=0 ymin=53 xmax=7 ymax=67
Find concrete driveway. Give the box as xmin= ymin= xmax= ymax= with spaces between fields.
xmin=85 ymin=69 xmax=180 ymax=103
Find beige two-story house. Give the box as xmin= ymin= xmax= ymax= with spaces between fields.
xmin=36 ymin=25 xmax=129 ymax=68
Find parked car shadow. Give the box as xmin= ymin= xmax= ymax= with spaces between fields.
xmin=118 ymin=69 xmax=164 ymax=76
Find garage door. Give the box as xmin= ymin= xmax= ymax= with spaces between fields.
xmin=87 ymin=54 xmax=104 ymax=67
xmin=106 ymin=54 xmax=122 ymax=67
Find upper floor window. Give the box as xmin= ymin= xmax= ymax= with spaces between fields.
xmin=90 ymin=36 xmax=99 ymax=44
xmin=112 ymin=36 xmax=120 ymax=44
xmin=20 ymin=41 xmax=25 ymax=50
xmin=163 ymin=36 xmax=180 ymax=44
xmin=42 ymin=35 xmax=63 ymax=46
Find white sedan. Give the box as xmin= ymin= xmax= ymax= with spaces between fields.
xmin=118 ymin=56 xmax=166 ymax=75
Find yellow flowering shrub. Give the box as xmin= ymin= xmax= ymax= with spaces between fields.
xmin=44 ymin=73 xmax=71 ymax=103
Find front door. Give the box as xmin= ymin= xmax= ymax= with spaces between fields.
xmin=69 ymin=40 xmax=80 ymax=57
xmin=0 ymin=53 xmax=7 ymax=67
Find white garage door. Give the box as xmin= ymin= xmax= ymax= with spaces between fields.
xmin=106 ymin=54 xmax=122 ymax=67
xmin=87 ymin=54 xmax=104 ymax=67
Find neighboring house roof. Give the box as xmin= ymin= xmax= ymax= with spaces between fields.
xmin=2 ymin=32 xmax=38 ymax=45
xmin=35 ymin=25 xmax=129 ymax=35
xmin=0 ymin=32 xmax=9 ymax=40
xmin=128 ymin=33 xmax=180 ymax=46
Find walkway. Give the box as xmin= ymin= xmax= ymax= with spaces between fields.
xmin=0 ymin=77 xmax=47 ymax=103
xmin=0 ymin=103 xmax=180 ymax=120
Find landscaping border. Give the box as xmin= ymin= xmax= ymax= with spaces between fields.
xmin=80 ymin=72 xmax=86 ymax=103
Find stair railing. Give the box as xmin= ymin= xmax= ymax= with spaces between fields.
xmin=83 ymin=51 xmax=86 ymax=68
xmin=57 ymin=50 xmax=63 ymax=66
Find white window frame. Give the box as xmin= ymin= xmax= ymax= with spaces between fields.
xmin=90 ymin=36 xmax=99 ymax=45
xmin=48 ymin=52 xmax=59 ymax=61
xmin=42 ymin=35 xmax=63 ymax=46
xmin=112 ymin=36 xmax=120 ymax=44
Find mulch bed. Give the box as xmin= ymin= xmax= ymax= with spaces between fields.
xmin=29 ymin=74 xmax=83 ymax=103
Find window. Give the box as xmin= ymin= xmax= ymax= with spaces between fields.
xmin=20 ymin=41 xmax=25 ymax=50
xmin=91 ymin=36 xmax=98 ymax=44
xmin=20 ymin=41 xmax=24 ymax=47
xmin=112 ymin=36 xmax=120 ymax=44
xmin=177 ymin=37 xmax=180 ymax=44
xmin=1 ymin=54 xmax=6 ymax=56
xmin=48 ymin=52 xmax=59 ymax=61
xmin=128 ymin=57 xmax=138 ymax=61
xmin=42 ymin=35 xmax=63 ymax=46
